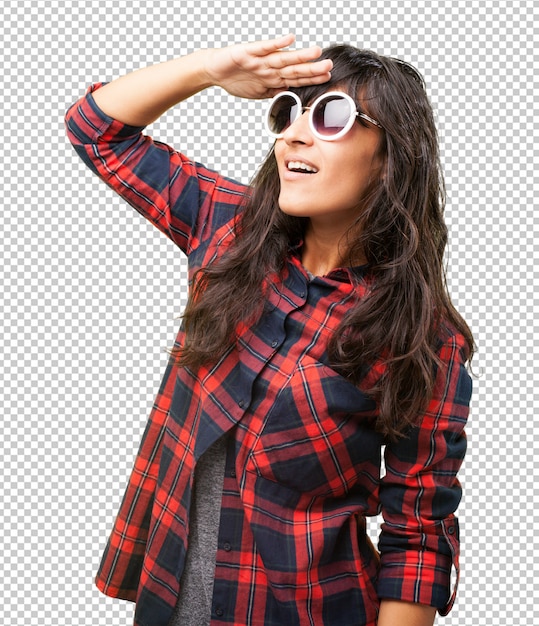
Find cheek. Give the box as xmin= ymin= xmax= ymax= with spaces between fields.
xmin=332 ymin=159 xmax=373 ymax=195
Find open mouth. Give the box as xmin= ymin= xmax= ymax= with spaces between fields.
xmin=286 ymin=160 xmax=318 ymax=174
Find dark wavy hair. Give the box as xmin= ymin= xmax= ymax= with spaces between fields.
xmin=175 ymin=45 xmax=475 ymax=439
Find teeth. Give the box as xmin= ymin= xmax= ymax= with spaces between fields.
xmin=287 ymin=161 xmax=318 ymax=173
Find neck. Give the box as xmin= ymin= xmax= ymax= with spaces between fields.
xmin=301 ymin=221 xmax=366 ymax=276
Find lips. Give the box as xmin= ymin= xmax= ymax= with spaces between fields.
xmin=286 ymin=160 xmax=318 ymax=174
xmin=283 ymin=156 xmax=319 ymax=176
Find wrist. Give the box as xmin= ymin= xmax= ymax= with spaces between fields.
xmin=189 ymin=48 xmax=218 ymax=91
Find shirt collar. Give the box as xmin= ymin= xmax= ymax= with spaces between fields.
xmin=288 ymin=241 xmax=369 ymax=283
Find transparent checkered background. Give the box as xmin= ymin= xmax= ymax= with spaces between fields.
xmin=1 ymin=0 xmax=537 ymax=624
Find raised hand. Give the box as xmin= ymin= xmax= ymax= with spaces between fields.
xmin=91 ymin=34 xmax=332 ymax=126
xmin=204 ymin=34 xmax=333 ymax=99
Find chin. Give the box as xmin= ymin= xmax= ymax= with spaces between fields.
xmin=278 ymin=204 xmax=308 ymax=218
xmin=278 ymin=196 xmax=309 ymax=218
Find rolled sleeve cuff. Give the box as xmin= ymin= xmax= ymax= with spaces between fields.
xmin=65 ymin=82 xmax=146 ymax=146
xmin=377 ymin=517 xmax=460 ymax=616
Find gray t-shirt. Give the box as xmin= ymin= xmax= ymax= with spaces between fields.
xmin=167 ymin=435 xmax=228 ymax=626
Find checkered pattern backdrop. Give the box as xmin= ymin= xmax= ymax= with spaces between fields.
xmin=1 ymin=0 xmax=537 ymax=624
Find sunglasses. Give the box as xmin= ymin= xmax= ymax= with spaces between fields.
xmin=265 ymin=90 xmax=382 ymax=141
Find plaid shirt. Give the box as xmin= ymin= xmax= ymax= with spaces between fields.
xmin=65 ymin=85 xmax=472 ymax=626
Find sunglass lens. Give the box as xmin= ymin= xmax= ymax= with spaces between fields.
xmin=312 ymin=95 xmax=352 ymax=136
xmin=268 ymin=94 xmax=300 ymax=135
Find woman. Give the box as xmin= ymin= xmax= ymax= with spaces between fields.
xmin=65 ymin=34 xmax=474 ymax=626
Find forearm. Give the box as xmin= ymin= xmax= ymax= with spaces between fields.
xmin=378 ymin=600 xmax=437 ymax=626
xmin=90 ymin=34 xmax=332 ymax=128
xmin=92 ymin=49 xmax=213 ymax=127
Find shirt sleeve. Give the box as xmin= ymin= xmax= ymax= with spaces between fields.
xmin=64 ymin=83 xmax=248 ymax=255
xmin=377 ymin=330 xmax=472 ymax=615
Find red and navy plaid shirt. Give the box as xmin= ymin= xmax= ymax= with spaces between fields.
xmin=65 ymin=85 xmax=472 ymax=626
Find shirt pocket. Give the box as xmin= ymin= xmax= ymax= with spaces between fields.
xmin=246 ymin=355 xmax=383 ymax=498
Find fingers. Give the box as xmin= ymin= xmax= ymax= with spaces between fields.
xmin=280 ymin=70 xmax=333 ymax=88
xmin=268 ymin=59 xmax=332 ymax=91
xmin=253 ymin=36 xmax=332 ymax=86
xmin=220 ymin=35 xmax=332 ymax=98
xmin=247 ymin=34 xmax=323 ymax=68
xmin=268 ymin=46 xmax=325 ymax=70
xmin=278 ymin=58 xmax=333 ymax=81
xmin=247 ymin=33 xmax=296 ymax=56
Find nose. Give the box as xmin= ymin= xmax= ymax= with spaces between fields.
xmin=281 ymin=109 xmax=313 ymax=145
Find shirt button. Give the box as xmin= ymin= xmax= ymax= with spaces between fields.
xmin=238 ymin=399 xmax=244 ymax=408
xmin=447 ymin=526 xmax=456 ymax=534
xmin=223 ymin=541 xmax=232 ymax=551
xmin=215 ymin=607 xmax=224 ymax=617
xmin=271 ymin=339 xmax=278 ymax=348
xmin=230 ymin=469 xmax=236 ymax=478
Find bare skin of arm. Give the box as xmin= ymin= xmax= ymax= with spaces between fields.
xmin=92 ymin=33 xmax=333 ymax=126
xmin=378 ymin=600 xmax=437 ymax=626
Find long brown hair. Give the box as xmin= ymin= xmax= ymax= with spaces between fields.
xmin=176 ymin=45 xmax=474 ymax=439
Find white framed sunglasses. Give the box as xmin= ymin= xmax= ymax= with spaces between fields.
xmin=265 ymin=90 xmax=382 ymax=141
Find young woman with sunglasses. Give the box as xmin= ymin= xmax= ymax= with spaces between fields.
xmin=65 ymin=33 xmax=474 ymax=626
